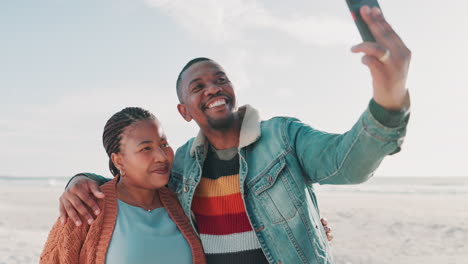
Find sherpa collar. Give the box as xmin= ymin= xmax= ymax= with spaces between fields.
xmin=189 ymin=104 xmax=261 ymax=156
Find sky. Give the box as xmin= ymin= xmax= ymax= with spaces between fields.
xmin=1 ymin=0 xmax=467 ymax=178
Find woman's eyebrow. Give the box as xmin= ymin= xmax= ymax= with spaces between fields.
xmin=137 ymin=140 xmax=153 ymax=146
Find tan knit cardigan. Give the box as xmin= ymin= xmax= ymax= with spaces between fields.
xmin=40 ymin=177 xmax=206 ymax=264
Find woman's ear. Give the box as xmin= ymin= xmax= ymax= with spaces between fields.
xmin=111 ymin=153 xmax=123 ymax=172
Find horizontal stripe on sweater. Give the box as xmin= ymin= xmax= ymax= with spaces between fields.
xmin=192 ymin=193 xmax=246 ymax=216
xmin=194 ymin=174 xmax=240 ymax=197
xmin=206 ymin=249 xmax=268 ymax=264
xmin=201 ymin=155 xmax=239 ymax=180
xmin=194 ymin=212 xmax=252 ymax=235
xmin=200 ymin=231 xmax=262 ymax=254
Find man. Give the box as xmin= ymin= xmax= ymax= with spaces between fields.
xmin=60 ymin=6 xmax=410 ymax=263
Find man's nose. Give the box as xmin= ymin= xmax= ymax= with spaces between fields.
xmin=204 ymin=83 xmax=222 ymax=96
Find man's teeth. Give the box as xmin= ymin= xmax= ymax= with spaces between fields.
xmin=208 ymin=99 xmax=226 ymax=109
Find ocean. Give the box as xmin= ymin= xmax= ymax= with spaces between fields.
xmin=316 ymin=176 xmax=468 ymax=195
xmin=1 ymin=176 xmax=468 ymax=195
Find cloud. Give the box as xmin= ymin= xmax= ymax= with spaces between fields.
xmin=143 ymin=0 xmax=358 ymax=101
xmin=144 ymin=0 xmax=356 ymax=46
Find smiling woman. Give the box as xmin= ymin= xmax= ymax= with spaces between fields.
xmin=40 ymin=107 xmax=206 ymax=264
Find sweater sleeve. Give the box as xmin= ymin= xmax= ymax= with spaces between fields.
xmin=368 ymin=98 xmax=410 ymax=128
xmin=40 ymin=217 xmax=90 ymax=264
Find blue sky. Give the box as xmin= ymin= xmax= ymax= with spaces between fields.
xmin=1 ymin=0 xmax=467 ymax=177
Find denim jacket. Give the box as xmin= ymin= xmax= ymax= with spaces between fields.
xmin=168 ymin=104 xmax=408 ymax=264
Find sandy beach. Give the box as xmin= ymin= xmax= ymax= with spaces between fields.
xmin=0 ymin=177 xmax=467 ymax=264
xmin=319 ymin=192 xmax=468 ymax=263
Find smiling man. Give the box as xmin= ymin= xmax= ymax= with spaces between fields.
xmin=176 ymin=58 xmax=239 ymax=132
xmin=58 ymin=6 xmax=411 ymax=264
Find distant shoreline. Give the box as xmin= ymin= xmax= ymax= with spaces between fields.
xmin=2 ymin=175 xmax=468 ymax=194
xmin=0 ymin=176 xmax=70 ymax=180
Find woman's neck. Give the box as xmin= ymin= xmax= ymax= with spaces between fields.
xmin=116 ymin=180 xmax=162 ymax=211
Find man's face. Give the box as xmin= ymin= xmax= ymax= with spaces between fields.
xmin=177 ymin=60 xmax=237 ymax=130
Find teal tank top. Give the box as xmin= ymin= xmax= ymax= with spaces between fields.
xmin=106 ymin=200 xmax=193 ymax=264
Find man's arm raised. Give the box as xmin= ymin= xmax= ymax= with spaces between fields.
xmin=288 ymin=5 xmax=410 ymax=185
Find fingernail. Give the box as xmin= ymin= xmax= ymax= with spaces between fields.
xmin=372 ymin=7 xmax=381 ymax=16
xmin=75 ymin=220 xmax=82 ymax=226
xmin=60 ymin=217 xmax=65 ymax=225
xmin=363 ymin=5 xmax=371 ymax=14
xmin=95 ymin=209 xmax=100 ymax=215
xmin=88 ymin=219 xmax=93 ymax=225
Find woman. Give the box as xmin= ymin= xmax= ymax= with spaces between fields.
xmin=40 ymin=107 xmax=206 ymax=264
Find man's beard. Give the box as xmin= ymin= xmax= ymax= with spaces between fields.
xmin=207 ymin=113 xmax=235 ymax=131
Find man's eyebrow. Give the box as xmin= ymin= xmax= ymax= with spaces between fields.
xmin=188 ymin=71 xmax=226 ymax=87
xmin=188 ymin=78 xmax=201 ymax=87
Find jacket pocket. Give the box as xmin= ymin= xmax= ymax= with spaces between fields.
xmin=250 ymin=157 xmax=302 ymax=224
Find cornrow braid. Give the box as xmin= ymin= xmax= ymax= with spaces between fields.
xmin=102 ymin=107 xmax=156 ymax=176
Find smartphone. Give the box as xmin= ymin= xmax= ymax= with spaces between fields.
xmin=346 ymin=0 xmax=381 ymax=42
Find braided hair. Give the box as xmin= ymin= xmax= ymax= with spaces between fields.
xmin=102 ymin=107 xmax=156 ymax=176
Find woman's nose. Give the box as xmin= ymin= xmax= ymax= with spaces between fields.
xmin=153 ymin=147 xmax=168 ymax=162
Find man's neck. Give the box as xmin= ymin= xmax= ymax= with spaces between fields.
xmin=202 ymin=111 xmax=244 ymax=150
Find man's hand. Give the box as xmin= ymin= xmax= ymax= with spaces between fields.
xmin=59 ymin=176 xmax=105 ymax=226
xmin=351 ymin=5 xmax=411 ymax=111
xmin=321 ymin=218 xmax=334 ymax=242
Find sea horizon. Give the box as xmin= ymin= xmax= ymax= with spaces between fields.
xmin=1 ymin=175 xmax=467 ymax=195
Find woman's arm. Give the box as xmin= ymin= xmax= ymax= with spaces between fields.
xmin=40 ymin=217 xmax=90 ymax=264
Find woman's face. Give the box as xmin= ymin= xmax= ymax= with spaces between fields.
xmin=112 ymin=119 xmax=174 ymax=189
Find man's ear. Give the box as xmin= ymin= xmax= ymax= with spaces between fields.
xmin=177 ymin=103 xmax=192 ymax=122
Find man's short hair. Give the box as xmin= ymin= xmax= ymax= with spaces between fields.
xmin=176 ymin=57 xmax=212 ymax=102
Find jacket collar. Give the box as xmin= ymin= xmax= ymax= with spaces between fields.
xmin=189 ymin=104 xmax=261 ymax=156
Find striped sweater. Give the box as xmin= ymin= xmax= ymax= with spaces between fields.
xmin=191 ymin=148 xmax=268 ymax=264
